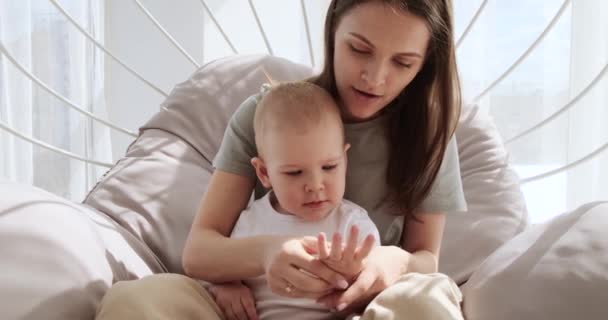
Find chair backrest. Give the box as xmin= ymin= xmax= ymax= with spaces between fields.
xmin=85 ymin=54 xmax=529 ymax=281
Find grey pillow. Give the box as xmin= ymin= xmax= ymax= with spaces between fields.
xmin=462 ymin=201 xmax=608 ymax=320
xmin=0 ymin=181 xmax=164 ymax=320
xmin=441 ymin=105 xmax=529 ymax=284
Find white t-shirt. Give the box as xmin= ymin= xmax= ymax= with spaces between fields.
xmin=231 ymin=192 xmax=381 ymax=320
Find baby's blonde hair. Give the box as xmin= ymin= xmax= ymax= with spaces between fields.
xmin=253 ymin=81 xmax=343 ymax=157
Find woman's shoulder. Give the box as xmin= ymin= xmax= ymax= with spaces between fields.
xmin=232 ymin=93 xmax=262 ymax=123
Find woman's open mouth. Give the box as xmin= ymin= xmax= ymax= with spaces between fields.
xmin=353 ymin=87 xmax=382 ymax=101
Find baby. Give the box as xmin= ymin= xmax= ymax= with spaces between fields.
xmin=210 ymin=82 xmax=380 ymax=320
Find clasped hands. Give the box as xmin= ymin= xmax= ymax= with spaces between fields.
xmin=210 ymin=226 xmax=399 ymax=320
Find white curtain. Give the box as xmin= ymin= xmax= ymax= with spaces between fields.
xmin=566 ymin=0 xmax=608 ymax=217
xmin=0 ymin=0 xmax=111 ymax=201
xmin=454 ymin=0 xmax=608 ymax=222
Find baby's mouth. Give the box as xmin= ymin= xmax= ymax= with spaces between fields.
xmin=303 ymin=200 xmax=327 ymax=208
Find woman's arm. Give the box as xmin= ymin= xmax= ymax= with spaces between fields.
xmin=182 ymin=169 xmax=266 ymax=281
xmin=400 ymin=212 xmax=446 ymax=274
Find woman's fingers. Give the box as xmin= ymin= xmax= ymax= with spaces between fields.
xmin=329 ymin=232 xmax=343 ymax=260
xmin=299 ymin=258 xmax=350 ymax=290
xmin=317 ymin=232 xmax=330 ymax=259
xmin=284 ymin=241 xmax=349 ymax=289
xmin=334 ymin=267 xmax=376 ymax=311
xmin=269 ymin=276 xmax=333 ymax=299
xmin=283 ymin=263 xmax=334 ymax=292
xmin=342 ymin=226 xmax=359 ymax=261
xmin=267 ymin=237 xmax=348 ymax=297
xmin=354 ymin=234 xmax=376 ymax=261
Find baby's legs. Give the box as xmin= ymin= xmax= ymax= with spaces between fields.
xmin=95 ymin=273 xmax=224 ymax=320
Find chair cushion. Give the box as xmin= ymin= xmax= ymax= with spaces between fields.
xmin=0 ymin=181 xmax=163 ymax=320
xmin=462 ymin=201 xmax=608 ymax=320
xmin=85 ymin=54 xmax=528 ymax=282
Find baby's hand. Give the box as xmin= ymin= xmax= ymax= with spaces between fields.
xmin=317 ymin=225 xmax=376 ymax=282
xmin=208 ymin=281 xmax=258 ymax=320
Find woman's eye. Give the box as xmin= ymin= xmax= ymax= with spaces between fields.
xmin=349 ymin=44 xmax=370 ymax=55
xmin=394 ymin=60 xmax=412 ymax=68
xmin=322 ymin=165 xmax=337 ymax=171
xmin=284 ymin=170 xmax=302 ymax=176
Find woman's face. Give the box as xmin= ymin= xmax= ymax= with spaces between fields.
xmin=333 ymin=2 xmax=431 ymax=122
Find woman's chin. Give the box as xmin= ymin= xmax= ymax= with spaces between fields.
xmin=344 ymin=109 xmax=381 ymax=123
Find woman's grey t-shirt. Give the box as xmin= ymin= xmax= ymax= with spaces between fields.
xmin=213 ymin=94 xmax=467 ymax=246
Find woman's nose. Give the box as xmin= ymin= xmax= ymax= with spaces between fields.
xmin=362 ymin=60 xmax=387 ymax=87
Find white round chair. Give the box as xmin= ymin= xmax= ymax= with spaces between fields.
xmin=1 ymin=54 xmax=606 ymax=320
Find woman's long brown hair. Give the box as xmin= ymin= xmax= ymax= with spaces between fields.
xmin=311 ymin=0 xmax=462 ymax=220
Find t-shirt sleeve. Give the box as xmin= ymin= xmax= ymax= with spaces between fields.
xmin=418 ymin=136 xmax=467 ymax=213
xmin=212 ymin=94 xmax=260 ymax=178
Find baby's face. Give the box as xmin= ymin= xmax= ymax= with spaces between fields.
xmin=263 ymin=121 xmax=348 ymax=222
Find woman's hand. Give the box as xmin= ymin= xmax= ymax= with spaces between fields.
xmin=208 ymin=281 xmax=258 ymax=320
xmin=317 ymin=245 xmax=409 ymax=313
xmin=316 ymin=225 xmax=376 ymax=281
xmin=264 ymin=237 xmax=350 ymax=299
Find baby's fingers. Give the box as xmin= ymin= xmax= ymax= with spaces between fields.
xmin=317 ymin=232 xmax=330 ymax=260
xmin=330 ymin=232 xmax=343 ymax=260
xmin=232 ymin=299 xmax=249 ymax=320
xmin=241 ymin=295 xmax=258 ymax=320
xmin=354 ymin=234 xmax=376 ymax=261
xmin=342 ymin=225 xmax=359 ymax=261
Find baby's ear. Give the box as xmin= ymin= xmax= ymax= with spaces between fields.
xmin=251 ymin=157 xmax=272 ymax=188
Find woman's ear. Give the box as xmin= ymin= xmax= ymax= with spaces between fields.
xmin=251 ymin=157 xmax=272 ymax=188
xmin=344 ymin=143 xmax=351 ymax=153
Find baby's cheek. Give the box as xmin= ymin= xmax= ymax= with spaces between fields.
xmin=286 ymin=190 xmax=302 ymax=206
xmin=332 ymin=182 xmax=346 ymax=200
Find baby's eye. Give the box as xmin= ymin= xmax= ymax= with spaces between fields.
xmin=322 ymin=165 xmax=338 ymax=171
xmin=284 ymin=170 xmax=302 ymax=176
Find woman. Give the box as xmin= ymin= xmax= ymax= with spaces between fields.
xmin=96 ymin=0 xmax=466 ymax=319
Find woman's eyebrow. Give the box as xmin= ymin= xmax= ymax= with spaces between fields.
xmin=348 ymin=32 xmax=375 ymax=47
xmin=348 ymin=32 xmax=423 ymax=59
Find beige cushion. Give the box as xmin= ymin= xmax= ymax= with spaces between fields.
xmin=85 ymin=54 xmax=528 ymax=282
xmin=0 ymin=181 xmax=163 ymax=320
xmin=462 ymin=201 xmax=608 ymax=320
xmin=440 ymin=105 xmax=529 ymax=284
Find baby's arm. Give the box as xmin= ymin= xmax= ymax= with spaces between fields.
xmin=209 ymin=281 xmax=258 ymax=320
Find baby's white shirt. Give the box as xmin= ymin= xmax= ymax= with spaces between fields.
xmin=230 ymin=192 xmax=380 ymax=320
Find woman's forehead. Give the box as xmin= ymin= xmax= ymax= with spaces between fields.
xmin=336 ymin=2 xmax=430 ymax=55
